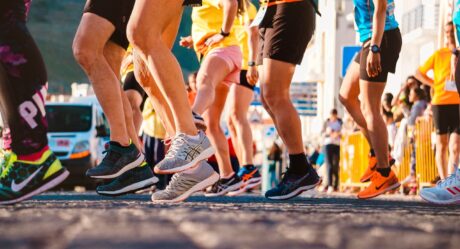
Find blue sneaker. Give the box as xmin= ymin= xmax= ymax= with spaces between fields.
xmin=96 ymin=162 xmax=158 ymax=196
xmin=86 ymin=142 xmax=144 ymax=179
xmin=228 ymin=166 xmax=262 ymax=196
xmin=265 ymin=167 xmax=320 ymax=200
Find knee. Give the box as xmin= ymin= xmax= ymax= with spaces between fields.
xmin=127 ymin=22 xmax=161 ymax=53
xmin=261 ymin=90 xmax=286 ymax=110
xmin=72 ymin=39 xmax=98 ymax=69
xmin=206 ymin=118 xmax=222 ymax=134
xmin=338 ymin=94 xmax=350 ymax=107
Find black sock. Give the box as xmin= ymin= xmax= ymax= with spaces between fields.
xmin=288 ymin=153 xmax=312 ymax=174
xmin=369 ymin=149 xmax=375 ymax=157
xmin=243 ymin=164 xmax=254 ymax=170
xmin=109 ymin=141 xmax=131 ymax=149
xmin=377 ymin=167 xmax=391 ymax=177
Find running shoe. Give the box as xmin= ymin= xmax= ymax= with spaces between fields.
xmin=227 ymin=166 xmax=262 ymax=196
xmin=205 ymin=173 xmax=243 ymax=197
xmin=86 ymin=142 xmax=144 ymax=179
xmin=420 ymin=168 xmax=460 ymax=205
xmin=96 ymin=162 xmax=159 ymax=196
xmin=0 ymin=150 xmax=69 ymax=205
xmin=0 ymin=149 xmax=12 ymax=175
xmin=265 ymin=167 xmax=320 ymax=200
xmin=192 ymin=112 xmax=207 ymax=131
xmin=360 ymin=156 xmax=395 ymax=183
xmin=151 ymin=161 xmax=219 ymax=203
xmin=154 ymin=131 xmax=215 ymax=174
xmin=357 ymin=169 xmax=400 ymax=199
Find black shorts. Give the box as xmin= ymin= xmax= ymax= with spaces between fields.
xmin=123 ymin=71 xmax=148 ymax=109
xmin=354 ymin=28 xmax=402 ymax=82
xmin=238 ymin=70 xmax=255 ymax=91
xmin=432 ymin=104 xmax=460 ymax=135
xmin=183 ymin=0 xmax=202 ymax=6
xmin=257 ymin=0 xmax=316 ymax=65
xmin=83 ymin=0 xmax=135 ymax=49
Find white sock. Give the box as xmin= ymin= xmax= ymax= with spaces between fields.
xmin=186 ymin=133 xmax=200 ymax=142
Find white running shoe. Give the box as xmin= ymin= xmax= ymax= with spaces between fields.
xmin=420 ymin=168 xmax=460 ymax=205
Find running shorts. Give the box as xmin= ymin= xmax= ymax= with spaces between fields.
xmin=432 ymin=104 xmax=460 ymax=135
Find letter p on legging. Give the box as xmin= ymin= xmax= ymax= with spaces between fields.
xmin=0 ymin=0 xmax=48 ymax=156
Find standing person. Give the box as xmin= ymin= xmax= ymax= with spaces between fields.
xmin=339 ymin=0 xmax=402 ymax=199
xmin=414 ymin=22 xmax=460 ymax=180
xmin=226 ymin=0 xmax=262 ymax=195
xmin=179 ymin=0 xmax=246 ymax=197
xmin=127 ymin=0 xmax=220 ymax=203
xmin=255 ymin=0 xmax=321 ymax=200
xmin=416 ymin=22 xmax=460 ymax=205
xmin=0 ymin=0 xmax=69 ymax=204
xmin=72 ymin=0 xmax=157 ymax=196
xmin=322 ymin=109 xmax=342 ymax=193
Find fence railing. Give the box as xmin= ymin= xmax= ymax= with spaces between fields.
xmin=339 ymin=118 xmax=436 ymax=190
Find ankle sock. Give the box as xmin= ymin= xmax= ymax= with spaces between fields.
xmin=18 ymin=146 xmax=49 ymax=161
xmin=377 ymin=167 xmax=391 ymax=177
xmin=109 ymin=141 xmax=131 ymax=149
xmin=243 ymin=164 xmax=254 ymax=170
xmin=369 ymin=149 xmax=375 ymax=157
xmin=288 ymin=153 xmax=311 ymax=174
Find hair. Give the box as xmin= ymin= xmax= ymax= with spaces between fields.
xmin=383 ymin=111 xmax=393 ymax=119
xmin=446 ymin=21 xmax=454 ymax=27
xmin=237 ymin=0 xmax=246 ymax=15
xmin=406 ymin=75 xmax=422 ymax=87
xmin=331 ymin=109 xmax=338 ymax=115
xmin=413 ymin=87 xmax=426 ymax=101
xmin=384 ymin=92 xmax=393 ymax=103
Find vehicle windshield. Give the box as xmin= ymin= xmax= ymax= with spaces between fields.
xmin=46 ymin=105 xmax=92 ymax=132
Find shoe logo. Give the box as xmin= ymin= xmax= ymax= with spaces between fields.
xmin=446 ymin=187 xmax=460 ymax=195
xmin=11 ymin=166 xmax=43 ymax=192
xmin=375 ymin=182 xmax=386 ymax=191
xmin=242 ymin=170 xmax=258 ymax=182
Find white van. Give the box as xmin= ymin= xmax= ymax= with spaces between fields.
xmin=46 ymin=100 xmax=109 ymax=187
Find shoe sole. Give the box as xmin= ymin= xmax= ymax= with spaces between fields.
xmin=0 ymin=169 xmax=69 ymax=205
xmin=266 ymin=180 xmax=320 ymax=200
xmin=419 ymin=192 xmax=460 ymax=205
xmin=89 ymin=154 xmax=145 ymax=179
xmin=227 ymin=177 xmax=262 ymax=197
xmin=357 ymin=182 xmax=401 ymax=199
xmin=204 ymin=179 xmax=245 ymax=197
xmin=154 ymin=147 xmax=216 ymax=174
xmin=97 ymin=176 xmax=159 ymax=197
xmin=151 ymin=172 xmax=219 ymax=204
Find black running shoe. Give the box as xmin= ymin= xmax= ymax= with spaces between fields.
xmin=86 ymin=142 xmax=144 ymax=179
xmin=205 ymin=173 xmax=243 ymax=197
xmin=265 ymin=167 xmax=320 ymax=200
xmin=96 ymin=162 xmax=158 ymax=196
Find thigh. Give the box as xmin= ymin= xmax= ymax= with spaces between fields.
xmin=261 ymin=58 xmax=296 ymax=96
xmin=359 ymin=79 xmax=386 ymax=112
xmin=432 ymin=105 xmax=450 ymax=135
xmin=339 ymin=61 xmax=360 ymax=99
xmin=74 ymin=13 xmax=116 ymax=52
xmin=128 ymin=0 xmax=183 ymax=36
xmin=197 ymin=53 xmax=233 ymax=89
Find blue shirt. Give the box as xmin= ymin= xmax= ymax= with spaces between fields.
xmin=453 ymin=0 xmax=460 ymax=26
xmin=353 ymin=0 xmax=399 ymax=42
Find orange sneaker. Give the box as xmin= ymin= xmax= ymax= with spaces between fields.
xmin=360 ymin=156 xmax=395 ymax=183
xmin=357 ymin=169 xmax=400 ymax=199
xmin=360 ymin=156 xmax=378 ymax=183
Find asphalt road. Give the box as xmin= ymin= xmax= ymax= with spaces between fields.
xmin=0 ymin=192 xmax=459 ymax=249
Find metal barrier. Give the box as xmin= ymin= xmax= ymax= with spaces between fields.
xmin=339 ymin=117 xmax=437 ymax=191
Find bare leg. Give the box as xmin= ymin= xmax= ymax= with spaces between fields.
xmin=73 ymin=14 xmax=129 ymax=145
xmin=339 ymin=61 xmax=371 ymax=143
xmin=448 ymin=133 xmax=460 ymax=175
xmin=127 ymin=0 xmax=197 ymax=135
xmin=360 ymin=80 xmax=388 ymax=168
xmin=203 ymin=84 xmax=234 ymax=177
xmin=436 ymin=134 xmax=449 ymax=179
xmin=260 ymin=59 xmax=303 ymax=154
xmin=125 ymin=90 xmax=144 ymax=134
xmin=227 ymin=84 xmax=254 ymax=165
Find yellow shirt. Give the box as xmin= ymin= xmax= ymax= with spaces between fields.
xmin=120 ymin=45 xmax=134 ymax=81
xmin=192 ymin=0 xmax=239 ymax=57
xmin=419 ymin=48 xmax=460 ymax=105
xmin=142 ymin=98 xmax=166 ymax=139
xmin=235 ymin=2 xmax=257 ymax=70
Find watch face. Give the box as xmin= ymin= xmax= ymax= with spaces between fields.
xmin=371 ymin=45 xmax=379 ymax=53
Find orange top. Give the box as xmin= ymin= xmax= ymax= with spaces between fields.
xmin=418 ymin=48 xmax=460 ymax=105
xmin=262 ymin=0 xmax=303 ymax=7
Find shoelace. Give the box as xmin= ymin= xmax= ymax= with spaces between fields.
xmin=436 ymin=174 xmax=457 ymax=188
xmin=165 ymin=134 xmax=188 ymax=159
xmin=165 ymin=174 xmax=194 ymax=192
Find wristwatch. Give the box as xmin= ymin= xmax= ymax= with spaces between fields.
xmin=370 ymin=44 xmax=381 ymax=54
xmin=220 ymin=29 xmax=230 ymax=37
xmin=248 ymin=61 xmax=256 ymax=67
